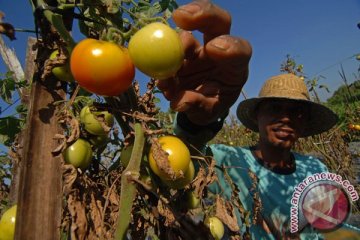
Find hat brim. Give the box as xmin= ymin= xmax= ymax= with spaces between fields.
xmin=236 ymin=97 xmax=338 ymax=137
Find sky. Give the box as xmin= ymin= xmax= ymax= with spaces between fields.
xmin=0 ymin=0 xmax=360 ymax=118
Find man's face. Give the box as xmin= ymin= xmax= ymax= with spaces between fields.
xmin=256 ymin=100 xmax=309 ymax=149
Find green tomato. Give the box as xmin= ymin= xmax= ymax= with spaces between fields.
xmin=63 ymin=139 xmax=93 ymax=169
xmin=128 ymin=22 xmax=184 ymax=79
xmin=50 ymin=50 xmax=74 ymax=82
xmin=80 ymin=106 xmax=114 ymax=136
xmin=0 ymin=205 xmax=17 ymax=240
xmin=186 ymin=190 xmax=200 ymax=209
xmin=205 ymin=216 xmax=225 ymax=240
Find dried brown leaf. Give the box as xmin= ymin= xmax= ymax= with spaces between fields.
xmin=215 ymin=195 xmax=240 ymax=232
xmin=157 ymin=199 xmax=176 ymax=226
xmin=62 ymin=164 xmax=77 ymax=195
xmin=108 ymin=188 xmax=119 ymax=206
xmin=95 ymin=113 xmax=111 ymax=133
xmin=151 ymin=138 xmax=178 ymax=180
xmin=67 ymin=117 xmax=80 ymax=143
xmin=68 ymin=193 xmax=88 ymax=240
xmin=90 ymin=193 xmax=104 ymax=238
xmin=192 ymin=157 xmax=217 ymax=197
xmin=51 ymin=139 xmax=66 ymax=155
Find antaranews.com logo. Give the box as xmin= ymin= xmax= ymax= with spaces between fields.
xmin=290 ymin=172 xmax=359 ymax=233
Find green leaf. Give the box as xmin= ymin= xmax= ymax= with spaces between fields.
xmin=43 ymin=10 xmax=76 ymax=48
xmin=0 ymin=116 xmax=22 ymax=146
xmin=0 ymin=77 xmax=16 ymax=104
xmin=318 ymin=84 xmax=330 ymax=93
xmin=15 ymin=104 xmax=28 ymax=115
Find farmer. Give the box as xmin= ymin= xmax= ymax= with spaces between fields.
xmin=157 ymin=0 xmax=347 ymax=239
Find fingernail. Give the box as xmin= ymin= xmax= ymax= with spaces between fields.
xmin=210 ymin=37 xmax=230 ymax=51
xmin=178 ymin=3 xmax=201 ymax=15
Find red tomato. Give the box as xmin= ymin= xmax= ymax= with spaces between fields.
xmin=70 ymin=39 xmax=135 ymax=96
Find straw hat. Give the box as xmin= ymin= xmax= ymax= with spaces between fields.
xmin=236 ymin=73 xmax=338 ymax=137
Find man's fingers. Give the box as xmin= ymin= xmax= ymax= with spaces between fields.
xmin=205 ymin=35 xmax=252 ymax=63
xmin=179 ymin=30 xmax=201 ymax=60
xmin=168 ymin=82 xmax=241 ymax=125
xmin=173 ymin=0 xmax=231 ymax=43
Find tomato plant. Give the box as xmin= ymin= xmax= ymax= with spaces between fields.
xmin=148 ymin=135 xmax=191 ymax=181
xmin=63 ymin=139 xmax=93 ymax=169
xmin=50 ymin=49 xmax=74 ymax=82
xmin=0 ymin=205 xmax=16 ymax=240
xmin=163 ymin=160 xmax=195 ymax=189
xmin=80 ymin=106 xmax=114 ymax=136
xmin=204 ymin=216 xmax=225 ymax=240
xmin=128 ymin=22 xmax=184 ymax=79
xmin=70 ymin=39 xmax=135 ymax=96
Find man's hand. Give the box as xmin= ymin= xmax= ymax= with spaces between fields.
xmin=157 ymin=0 xmax=252 ymax=125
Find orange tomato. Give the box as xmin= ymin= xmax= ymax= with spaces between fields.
xmin=349 ymin=124 xmax=360 ymax=131
xmin=70 ymin=39 xmax=135 ymax=96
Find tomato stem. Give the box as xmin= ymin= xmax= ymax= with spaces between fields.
xmin=119 ymin=5 xmax=138 ymax=19
xmin=115 ymin=122 xmax=145 ymax=240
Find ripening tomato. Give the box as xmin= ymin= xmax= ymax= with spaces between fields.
xmin=205 ymin=216 xmax=225 ymax=240
xmin=128 ymin=22 xmax=184 ymax=79
xmin=70 ymin=39 xmax=135 ymax=96
xmin=0 ymin=205 xmax=17 ymax=240
xmin=80 ymin=106 xmax=114 ymax=136
xmin=50 ymin=49 xmax=74 ymax=82
xmin=163 ymin=160 xmax=195 ymax=189
xmin=148 ymin=135 xmax=190 ymax=181
xmin=349 ymin=124 xmax=360 ymax=131
xmin=63 ymin=139 xmax=93 ymax=169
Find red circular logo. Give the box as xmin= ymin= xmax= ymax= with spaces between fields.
xmin=301 ymin=182 xmax=350 ymax=230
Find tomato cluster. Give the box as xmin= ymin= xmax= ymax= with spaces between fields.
xmin=63 ymin=105 xmax=114 ymax=170
xmin=69 ymin=22 xmax=183 ymax=96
